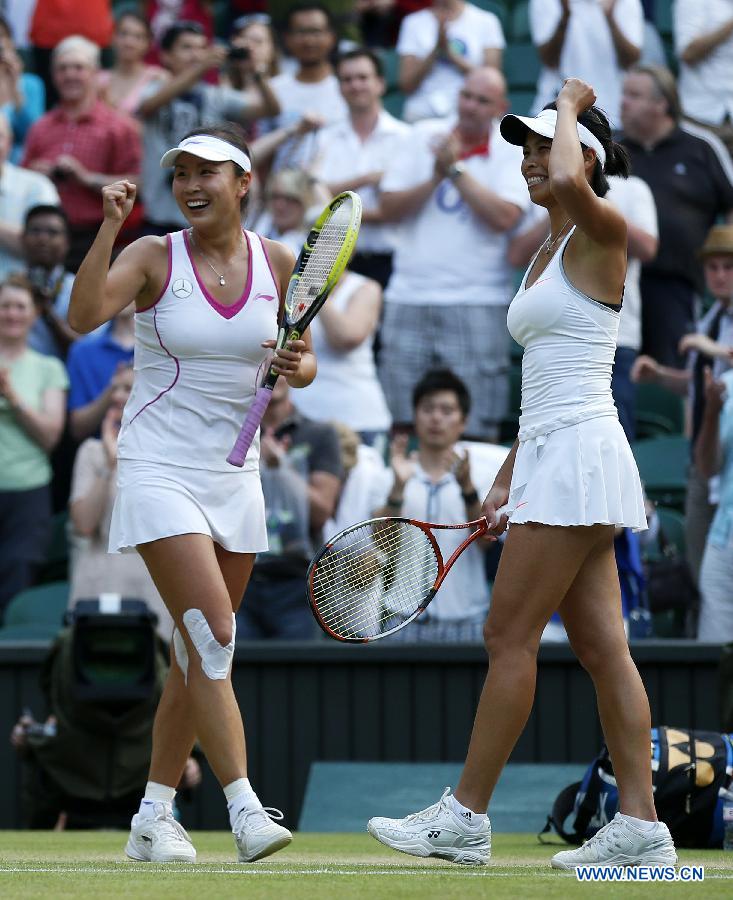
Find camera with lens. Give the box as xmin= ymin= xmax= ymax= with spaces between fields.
xmin=228 ymin=45 xmax=250 ymax=62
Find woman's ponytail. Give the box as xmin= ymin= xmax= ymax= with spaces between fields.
xmin=604 ymin=141 xmax=631 ymax=179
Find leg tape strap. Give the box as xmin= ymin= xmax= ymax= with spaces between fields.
xmin=182 ymin=610 xmax=236 ymax=680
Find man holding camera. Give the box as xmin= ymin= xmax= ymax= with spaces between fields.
xmin=137 ymin=21 xmax=280 ymax=235
xmin=21 ymin=35 xmax=141 ymax=272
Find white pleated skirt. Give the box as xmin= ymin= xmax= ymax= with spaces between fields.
xmin=507 ymin=415 xmax=647 ymax=531
xmin=109 ymin=459 xmax=269 ymax=554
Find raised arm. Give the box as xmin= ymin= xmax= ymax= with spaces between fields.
xmin=536 ymin=0 xmax=571 ymax=69
xmin=694 ymin=368 xmax=727 ymax=478
xmin=549 ymin=80 xmax=626 ymax=247
xmin=68 ymin=181 xmax=165 ymax=333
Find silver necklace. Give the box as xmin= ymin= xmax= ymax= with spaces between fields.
xmin=543 ymin=219 xmax=572 ymax=255
xmin=189 ymin=229 xmax=236 ymax=286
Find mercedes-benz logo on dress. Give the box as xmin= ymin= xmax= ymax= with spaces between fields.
xmin=172 ymin=278 xmax=193 ymax=299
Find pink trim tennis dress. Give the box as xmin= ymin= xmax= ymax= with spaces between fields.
xmin=505 ymin=227 xmax=647 ymax=530
xmin=109 ymin=229 xmax=280 ymax=552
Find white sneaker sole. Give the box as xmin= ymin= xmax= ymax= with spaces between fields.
xmin=367 ymin=822 xmax=490 ymax=866
xmin=125 ymin=836 xmax=197 ymax=864
xmin=237 ymin=831 xmax=292 ymax=863
xmin=551 ymin=850 xmax=678 ymax=871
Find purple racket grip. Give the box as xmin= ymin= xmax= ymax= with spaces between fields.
xmin=227 ymin=386 xmax=273 ymax=467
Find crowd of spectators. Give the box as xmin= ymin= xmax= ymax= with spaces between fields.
xmin=1 ymin=0 xmax=733 ymax=646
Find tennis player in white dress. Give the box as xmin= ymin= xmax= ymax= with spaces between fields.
xmin=367 ymin=79 xmax=677 ymax=870
xmin=68 ymin=124 xmax=316 ymax=864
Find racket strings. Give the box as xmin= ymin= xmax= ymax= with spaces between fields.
xmin=291 ymin=203 xmax=352 ymax=314
xmin=310 ymin=521 xmax=439 ymax=639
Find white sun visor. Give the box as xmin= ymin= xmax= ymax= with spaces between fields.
xmin=500 ymin=109 xmax=606 ymax=168
xmin=160 ymin=135 xmax=252 ymax=172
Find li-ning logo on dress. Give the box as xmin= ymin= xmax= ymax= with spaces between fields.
xmin=172 ymin=278 xmax=193 ymax=299
xmin=253 ymin=292 xmax=276 ymax=303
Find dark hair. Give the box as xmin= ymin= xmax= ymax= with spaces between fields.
xmin=335 ymin=47 xmax=384 ymax=79
xmin=180 ymin=123 xmax=253 ymax=215
xmin=116 ymin=10 xmax=153 ymax=39
xmin=413 ymin=368 xmax=471 ymax=418
xmin=24 ymin=204 xmax=70 ymax=232
xmin=0 ymin=15 xmax=11 ymax=41
xmin=284 ymin=3 xmax=336 ymax=33
xmin=542 ymin=102 xmax=631 ymax=197
xmin=160 ymin=20 xmax=205 ymax=52
xmin=629 ymin=64 xmax=682 ymax=122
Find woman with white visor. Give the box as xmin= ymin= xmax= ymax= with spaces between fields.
xmin=367 ymin=79 xmax=677 ymax=871
xmin=69 ymin=124 xmax=316 ymax=863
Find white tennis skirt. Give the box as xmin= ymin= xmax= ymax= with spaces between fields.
xmin=507 ymin=415 xmax=647 ymax=531
xmin=109 ymin=459 xmax=269 ymax=554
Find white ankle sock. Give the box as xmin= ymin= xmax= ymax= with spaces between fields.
xmin=224 ymin=777 xmax=260 ymax=828
xmin=138 ymin=781 xmax=176 ymax=818
xmin=619 ymin=813 xmax=658 ymax=832
xmin=450 ymin=794 xmax=486 ymax=826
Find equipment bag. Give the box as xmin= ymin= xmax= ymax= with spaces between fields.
xmin=541 ymin=727 xmax=733 ymax=849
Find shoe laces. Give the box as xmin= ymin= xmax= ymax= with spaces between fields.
xmin=583 ymin=816 xmax=627 ymax=857
xmin=233 ymin=805 xmax=285 ymax=834
xmin=151 ymin=804 xmax=192 ymax=844
xmin=402 ymin=787 xmax=452 ymax=825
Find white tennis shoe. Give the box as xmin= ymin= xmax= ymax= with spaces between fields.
xmin=367 ymin=787 xmax=491 ymax=866
xmin=551 ymin=813 xmax=677 ymax=869
xmin=232 ymin=805 xmax=292 ymax=862
xmin=125 ymin=802 xmax=197 ymax=863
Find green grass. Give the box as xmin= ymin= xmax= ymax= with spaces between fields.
xmin=0 ymin=832 xmax=730 ymax=898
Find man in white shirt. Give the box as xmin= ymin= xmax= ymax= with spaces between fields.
xmin=0 ymin=112 xmax=59 ymax=278
xmin=379 ymin=67 xmax=529 ymax=440
xmin=256 ymin=4 xmax=348 ymax=172
xmin=605 ymin=174 xmax=658 ymax=440
xmin=372 ymin=368 xmax=508 ymax=640
xmin=529 ymin=0 xmax=644 ymax=128
xmin=397 ymin=0 xmax=505 ymax=123
xmin=311 ymin=48 xmax=410 ymax=288
xmin=674 ymin=0 xmax=733 ymax=156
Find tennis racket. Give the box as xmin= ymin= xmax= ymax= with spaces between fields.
xmin=307 ymin=516 xmax=495 ymax=643
xmin=227 ymin=191 xmax=362 ymax=467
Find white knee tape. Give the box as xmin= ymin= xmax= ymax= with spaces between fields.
xmin=182 ymin=610 xmax=236 ymax=681
xmin=172 ymin=627 xmax=189 ymax=681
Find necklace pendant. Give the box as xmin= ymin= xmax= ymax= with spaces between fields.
xmin=219 ymin=276 xmax=226 ymax=286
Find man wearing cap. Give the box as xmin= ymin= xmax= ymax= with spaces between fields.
xmin=633 ymin=224 xmax=733 ymax=580
xmin=378 ymin=67 xmax=528 ymax=441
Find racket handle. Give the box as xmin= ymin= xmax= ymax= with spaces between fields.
xmin=226 ymin=386 xmax=273 ymax=467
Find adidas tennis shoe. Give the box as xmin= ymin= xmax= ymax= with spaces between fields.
xmin=125 ymin=802 xmax=196 ymax=863
xmin=232 ymin=805 xmax=292 ymax=862
xmin=551 ymin=813 xmax=677 ymax=870
xmin=367 ymin=787 xmax=491 ymax=866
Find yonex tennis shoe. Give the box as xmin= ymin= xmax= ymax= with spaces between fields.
xmin=367 ymin=787 xmax=491 ymax=866
xmin=232 ymin=805 xmax=292 ymax=862
xmin=125 ymin=802 xmax=197 ymax=863
xmin=551 ymin=813 xmax=677 ymax=870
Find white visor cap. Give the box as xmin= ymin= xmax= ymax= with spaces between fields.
xmin=160 ymin=135 xmax=252 ymax=172
xmin=500 ymin=108 xmax=606 ymax=169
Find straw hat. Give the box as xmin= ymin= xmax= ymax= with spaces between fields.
xmin=699 ymin=225 xmax=733 ymax=259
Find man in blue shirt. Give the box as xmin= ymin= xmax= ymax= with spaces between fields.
xmin=67 ymin=302 xmax=134 ymax=441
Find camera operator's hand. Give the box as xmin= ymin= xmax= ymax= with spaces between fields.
xmin=203 ymin=43 xmax=229 ymax=72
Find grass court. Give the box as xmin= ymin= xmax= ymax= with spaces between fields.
xmin=1 ymin=831 xmax=731 ymax=898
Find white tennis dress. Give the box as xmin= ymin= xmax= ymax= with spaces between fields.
xmin=505 ymin=227 xmax=647 ymax=530
xmin=109 ymin=229 xmax=279 ymax=553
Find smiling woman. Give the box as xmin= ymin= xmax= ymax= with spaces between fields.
xmin=67 ymin=123 xmax=319 ymax=864
xmin=0 ymin=274 xmax=68 ymax=617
